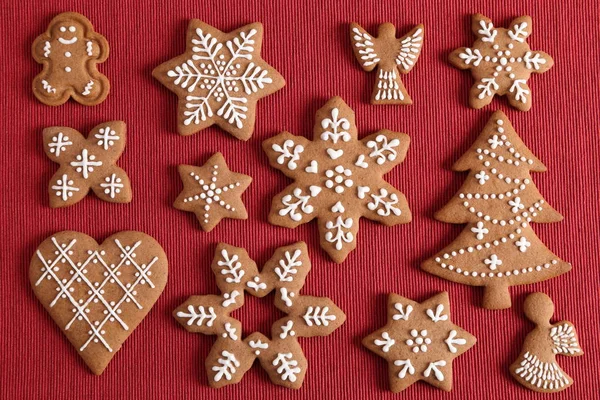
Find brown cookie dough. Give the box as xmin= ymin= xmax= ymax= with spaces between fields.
xmin=43 ymin=121 xmax=131 ymax=207
xmin=32 ymin=12 xmax=109 ymax=106
xmin=30 ymin=231 xmax=168 ymax=374
xmin=153 ymin=20 xmax=285 ymax=140
xmin=173 ymin=242 xmax=346 ymax=389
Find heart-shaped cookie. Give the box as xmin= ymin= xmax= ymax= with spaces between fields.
xmin=29 ymin=231 xmax=168 ymax=374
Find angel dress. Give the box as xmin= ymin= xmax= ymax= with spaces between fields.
xmin=510 ymin=293 xmax=582 ymax=393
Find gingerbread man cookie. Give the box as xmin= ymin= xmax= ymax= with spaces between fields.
xmin=43 ymin=121 xmax=131 ymax=207
xmin=32 ymin=12 xmax=109 ymax=106
xmin=263 ymin=96 xmax=411 ymax=263
xmin=173 ymin=242 xmax=346 ymax=388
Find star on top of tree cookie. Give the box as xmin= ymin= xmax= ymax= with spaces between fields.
xmin=263 ymin=96 xmax=412 ymax=263
xmin=153 ymin=20 xmax=285 ymax=140
xmin=449 ymin=14 xmax=553 ymax=111
xmin=174 ymin=152 xmax=252 ymax=232
xmin=363 ymin=292 xmax=476 ymax=393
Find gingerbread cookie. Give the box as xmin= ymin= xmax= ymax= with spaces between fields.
xmin=263 ymin=96 xmax=411 ymax=263
xmin=32 ymin=12 xmax=109 ymax=106
xmin=422 ymin=111 xmax=571 ymax=309
xmin=174 ymin=153 xmax=252 ymax=231
xmin=510 ymin=293 xmax=582 ymax=392
xmin=43 ymin=121 xmax=131 ymax=207
xmin=350 ymin=22 xmax=424 ymax=104
xmin=363 ymin=292 xmax=476 ymax=392
xmin=153 ymin=20 xmax=285 ymax=140
xmin=30 ymin=231 xmax=168 ymax=374
xmin=449 ymin=14 xmax=553 ymax=111
xmin=173 ymin=242 xmax=345 ymax=388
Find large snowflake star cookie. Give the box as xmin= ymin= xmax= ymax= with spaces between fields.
xmin=43 ymin=121 xmax=131 ymax=207
xmin=263 ymin=96 xmax=411 ymax=263
xmin=174 ymin=152 xmax=252 ymax=231
xmin=449 ymin=14 xmax=553 ymax=111
xmin=363 ymin=292 xmax=476 ymax=393
xmin=173 ymin=242 xmax=346 ymax=389
xmin=30 ymin=231 xmax=168 ymax=374
xmin=153 ymin=21 xmax=285 ymax=140
xmin=32 ymin=12 xmax=110 ymax=106
xmin=350 ymin=22 xmax=424 ymax=104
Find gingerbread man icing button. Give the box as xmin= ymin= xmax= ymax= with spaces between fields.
xmin=32 ymin=12 xmax=109 ymax=106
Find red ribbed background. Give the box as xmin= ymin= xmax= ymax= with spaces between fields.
xmin=2 ymin=0 xmax=599 ymax=399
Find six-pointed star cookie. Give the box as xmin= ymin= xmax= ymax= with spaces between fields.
xmin=153 ymin=20 xmax=285 ymax=140
xmin=449 ymin=14 xmax=553 ymax=111
xmin=174 ymin=153 xmax=252 ymax=232
xmin=363 ymin=292 xmax=476 ymax=392
xmin=263 ymin=96 xmax=411 ymax=263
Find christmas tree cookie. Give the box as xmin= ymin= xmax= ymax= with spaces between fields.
xmin=173 ymin=242 xmax=345 ymax=388
xmin=510 ymin=293 xmax=582 ymax=392
xmin=263 ymin=96 xmax=411 ymax=263
xmin=153 ymin=21 xmax=285 ymax=140
xmin=363 ymin=292 xmax=476 ymax=392
xmin=422 ymin=111 xmax=571 ymax=309
xmin=449 ymin=14 xmax=553 ymax=111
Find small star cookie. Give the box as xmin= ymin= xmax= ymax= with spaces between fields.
xmin=153 ymin=20 xmax=285 ymax=140
xmin=449 ymin=14 xmax=553 ymax=111
xmin=43 ymin=121 xmax=131 ymax=207
xmin=174 ymin=153 xmax=252 ymax=232
xmin=363 ymin=292 xmax=476 ymax=392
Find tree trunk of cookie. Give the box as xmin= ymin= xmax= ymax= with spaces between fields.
xmin=483 ymin=284 xmax=511 ymax=309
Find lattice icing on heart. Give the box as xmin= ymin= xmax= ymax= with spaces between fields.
xmin=173 ymin=242 xmax=346 ymax=389
xmin=263 ymin=96 xmax=412 ymax=263
xmin=29 ymin=231 xmax=168 ymax=374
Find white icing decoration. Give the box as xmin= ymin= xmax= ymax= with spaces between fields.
xmin=325 ymin=165 xmax=353 ymax=193
xmin=374 ymin=332 xmax=395 ymax=352
xmin=249 ymin=339 xmax=268 ymax=355
xmin=477 ymin=19 xmax=497 ymax=43
xmin=218 ymin=249 xmax=244 ymax=283
xmin=394 ymin=359 xmax=415 ymax=379
xmin=221 ymin=290 xmax=240 ymax=307
xmin=94 ymin=126 xmax=120 ymax=150
xmin=396 ymin=28 xmax=423 ymax=70
xmin=355 ymin=154 xmax=368 ymax=168
xmin=423 ymin=360 xmax=446 ymax=381
xmin=52 ymin=174 xmax=79 ymax=201
xmin=523 ymin=51 xmax=547 ymax=70
xmin=320 ymin=107 xmax=351 ymax=143
xmin=272 ymin=353 xmax=301 ymax=382
xmin=275 ymin=249 xmax=301 ymax=282
xmin=475 ymin=170 xmax=489 ymax=185
xmin=471 ymin=221 xmax=489 ymax=240
xmin=367 ymin=188 xmax=402 ymax=216
xmin=82 ymin=80 xmax=94 ymax=96
xmin=41 ymin=80 xmax=56 ymax=93
xmin=176 ymin=305 xmax=217 ymax=327
xmin=484 ymin=254 xmax=502 ymax=270
xmin=514 ymin=351 xmax=571 ymax=390
xmin=279 ymin=187 xmax=317 ymax=222
xmin=279 ymin=320 xmax=296 ymax=339
xmin=405 ymin=329 xmax=431 ymax=353
xmin=351 ymin=27 xmax=380 ymax=67
xmin=86 ymin=40 xmax=93 ymax=56
xmin=458 ymin=47 xmax=482 ymax=66
xmin=509 ymin=79 xmax=530 ymax=103
xmin=305 ymin=160 xmax=318 ymax=173
xmin=426 ymin=304 xmax=448 ymax=323
xmin=374 ymin=68 xmax=403 ymax=101
xmin=331 ymin=201 xmax=345 ymax=213
xmin=477 ymin=77 xmax=499 ymax=99
xmin=303 ymin=306 xmax=336 ymax=326
xmin=43 ymin=41 xmax=51 ymax=57
xmin=392 ymin=303 xmax=412 ymax=321
xmin=58 ymin=37 xmax=78 ymax=45
xmin=70 ymin=149 xmax=102 ymax=179
xmin=515 ymin=237 xmax=531 ymax=253
xmin=272 ymin=140 xmax=304 ymax=170
xmin=508 ymin=22 xmax=529 ymax=42
xmin=444 ymin=330 xmax=467 ymax=353
xmin=222 ymin=322 xmax=238 ymax=340
xmin=280 ymin=287 xmax=294 ymax=307
xmin=357 ymin=186 xmax=370 ymax=199
xmin=367 ymin=135 xmax=400 ymax=165
xmin=246 ymin=276 xmax=266 ymax=291
xmin=508 ymin=197 xmax=524 ymax=213
xmin=550 ymin=323 xmax=581 ymax=355
xmin=48 ymin=132 xmax=72 ymax=157
xmin=212 ymin=351 xmax=240 ymax=382
xmin=100 ymin=174 xmax=123 ymax=199
xmin=326 ymin=148 xmax=343 ymax=160
xmin=325 ymin=216 xmax=354 ymax=250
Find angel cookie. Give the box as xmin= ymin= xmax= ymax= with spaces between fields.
xmin=511 ymin=293 xmax=582 ymax=393
xmin=43 ymin=121 xmax=131 ymax=207
xmin=350 ymin=23 xmax=424 ymax=104
xmin=32 ymin=12 xmax=109 ymax=106
xmin=449 ymin=14 xmax=553 ymax=111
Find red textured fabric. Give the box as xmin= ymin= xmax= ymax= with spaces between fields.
xmin=2 ymin=0 xmax=599 ymax=399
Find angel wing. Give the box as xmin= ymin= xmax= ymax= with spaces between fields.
xmin=396 ymin=26 xmax=424 ymax=72
xmin=550 ymin=322 xmax=582 ymax=355
xmin=350 ymin=24 xmax=380 ymax=70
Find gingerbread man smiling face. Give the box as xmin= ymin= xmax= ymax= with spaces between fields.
xmin=32 ymin=12 xmax=109 ymax=106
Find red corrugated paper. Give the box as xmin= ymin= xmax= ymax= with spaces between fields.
xmin=2 ymin=0 xmax=599 ymax=399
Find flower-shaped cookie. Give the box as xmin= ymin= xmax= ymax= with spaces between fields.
xmin=363 ymin=292 xmax=476 ymax=392
xmin=449 ymin=14 xmax=553 ymax=111
xmin=174 ymin=153 xmax=252 ymax=232
xmin=173 ymin=242 xmax=346 ymax=389
xmin=263 ymin=96 xmax=411 ymax=263
xmin=43 ymin=121 xmax=131 ymax=207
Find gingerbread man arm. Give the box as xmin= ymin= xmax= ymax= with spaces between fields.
xmin=87 ymin=33 xmax=109 ymax=63
xmin=32 ymin=33 xmax=52 ymax=64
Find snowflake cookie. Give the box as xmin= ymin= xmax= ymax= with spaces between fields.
xmin=510 ymin=293 xmax=582 ymax=393
xmin=263 ymin=96 xmax=411 ymax=263
xmin=363 ymin=292 xmax=476 ymax=393
xmin=43 ymin=121 xmax=131 ymax=207
xmin=422 ymin=111 xmax=571 ymax=309
xmin=32 ymin=12 xmax=110 ymax=106
xmin=174 ymin=153 xmax=252 ymax=231
xmin=29 ymin=231 xmax=168 ymax=374
xmin=153 ymin=20 xmax=285 ymax=140
xmin=350 ymin=22 xmax=424 ymax=104
xmin=173 ymin=242 xmax=346 ymax=389
xmin=449 ymin=14 xmax=553 ymax=111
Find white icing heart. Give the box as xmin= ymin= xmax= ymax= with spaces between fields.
xmin=331 ymin=201 xmax=345 ymax=213
xmin=355 ymin=154 xmax=368 ymax=168
xmin=327 ymin=148 xmax=343 ymax=160
xmin=309 ymin=186 xmax=322 ymax=197
xmin=357 ymin=186 xmax=370 ymax=199
xmin=305 ymin=160 xmax=318 ymax=173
